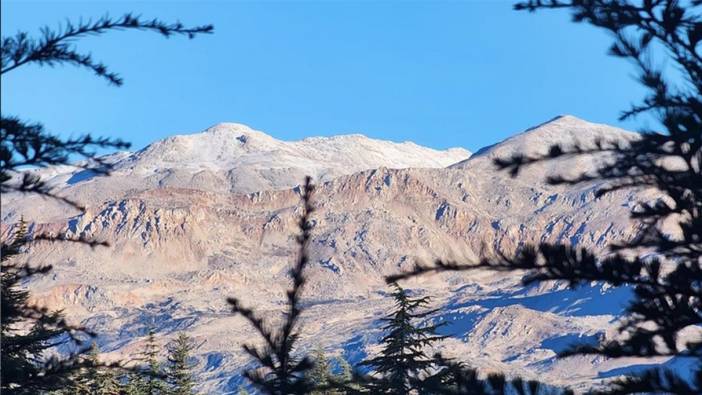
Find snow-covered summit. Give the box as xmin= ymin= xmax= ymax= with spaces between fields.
xmin=20 ymin=123 xmax=469 ymax=196
xmin=451 ymin=115 xmax=638 ymax=172
xmin=477 ymin=115 xmax=636 ymax=158
xmin=504 ymin=114 xmax=634 ymax=148
xmin=111 ymin=123 xmax=470 ymax=188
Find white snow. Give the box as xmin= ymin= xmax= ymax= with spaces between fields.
xmin=117 ymin=123 xmax=471 ymax=181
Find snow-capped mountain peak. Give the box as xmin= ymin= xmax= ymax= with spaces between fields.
xmin=13 ymin=123 xmax=470 ymax=205
xmin=201 ymin=122 xmax=281 ymax=146
xmin=129 ymin=123 xmax=468 ymax=168
xmin=477 ymin=114 xmax=637 ymax=157
xmin=451 ymin=115 xmax=638 ymax=174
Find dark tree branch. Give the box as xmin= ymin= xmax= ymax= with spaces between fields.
xmin=1 ymin=13 xmax=213 ymax=85
xmin=227 ymin=177 xmax=316 ymax=395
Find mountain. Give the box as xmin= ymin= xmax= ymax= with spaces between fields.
xmin=1 ymin=123 xmax=469 ymax=224
xmin=127 ymin=123 xmax=470 ymax=189
xmin=3 ymin=116 xmax=670 ymax=393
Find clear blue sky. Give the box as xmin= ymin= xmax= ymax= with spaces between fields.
xmin=1 ymin=0 xmax=651 ymax=152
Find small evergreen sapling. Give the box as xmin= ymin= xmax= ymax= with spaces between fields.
xmin=124 ymin=329 xmax=168 ymax=395
xmin=166 ymin=332 xmax=197 ymax=395
xmin=309 ymin=346 xmax=331 ymax=393
xmin=71 ymin=343 xmax=122 ymax=395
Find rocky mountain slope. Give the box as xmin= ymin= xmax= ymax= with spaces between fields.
xmin=3 ymin=115 xmax=679 ymax=393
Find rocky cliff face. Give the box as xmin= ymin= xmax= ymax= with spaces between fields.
xmin=3 ymin=116 xmax=665 ymax=393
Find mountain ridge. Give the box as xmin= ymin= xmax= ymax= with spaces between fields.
xmin=2 ymin=115 xmax=663 ymax=393
xmin=452 ymin=115 xmax=638 ymax=168
xmin=126 ymin=122 xmax=471 ymax=172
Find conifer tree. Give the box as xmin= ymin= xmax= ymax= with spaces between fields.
xmin=330 ymin=356 xmax=360 ymax=394
xmin=124 ymin=370 xmax=147 ymax=395
xmin=0 ymin=218 xmax=91 ymax=393
xmin=389 ymin=1 xmax=702 ymax=393
xmin=359 ymin=283 xmax=447 ymax=394
xmin=95 ymin=367 xmax=122 ymax=395
xmin=70 ymin=343 xmax=123 ymax=395
xmin=337 ymin=357 xmax=354 ymax=386
xmin=122 ymin=329 xmax=168 ymax=395
xmin=166 ymin=332 xmax=197 ymax=395
xmin=307 ymin=347 xmax=353 ymax=394
xmin=72 ymin=344 xmax=101 ymax=395
xmin=143 ymin=329 xmax=168 ymax=395
xmin=309 ymin=346 xmax=331 ymax=393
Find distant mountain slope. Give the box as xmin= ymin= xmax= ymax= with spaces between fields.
xmin=3 ymin=116 xmax=672 ymax=394
xmin=1 ymin=123 xmax=469 ymax=223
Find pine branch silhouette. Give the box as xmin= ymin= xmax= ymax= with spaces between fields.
xmin=0 ymin=220 xmax=124 ymax=394
xmin=1 ymin=12 xmax=212 ymax=394
xmin=1 ymin=14 xmax=213 ymax=208
xmin=1 ymin=13 xmax=213 ymax=85
xmin=424 ymin=353 xmax=574 ymax=395
xmin=227 ymin=177 xmax=316 ymax=395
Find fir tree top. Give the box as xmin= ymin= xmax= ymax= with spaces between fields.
xmin=360 ymin=283 xmax=447 ymax=394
